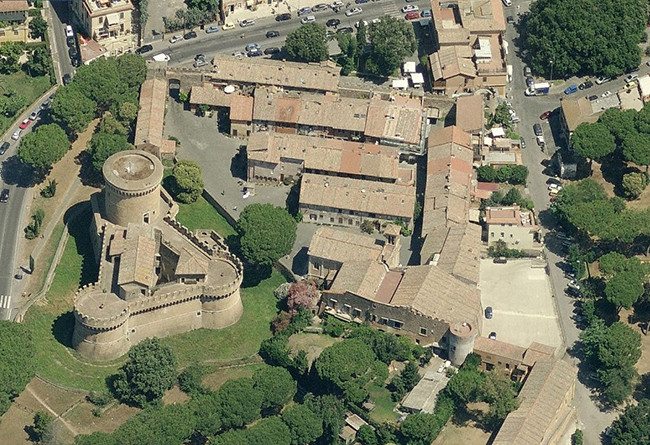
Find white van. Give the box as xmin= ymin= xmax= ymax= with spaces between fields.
xmin=152 ymin=53 xmax=170 ymax=62
xmin=301 ymin=15 xmax=316 ymax=24
xmin=65 ymin=25 xmax=74 ymax=37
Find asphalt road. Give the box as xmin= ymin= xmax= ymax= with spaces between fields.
xmin=144 ymin=0 xmax=433 ymax=65
xmin=47 ymin=0 xmax=75 ymax=81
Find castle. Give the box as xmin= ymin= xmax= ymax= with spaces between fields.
xmin=72 ymin=150 xmax=243 ymax=361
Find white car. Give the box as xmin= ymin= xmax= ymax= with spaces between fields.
xmin=548 ymin=183 xmax=562 ymax=191
xmin=345 ymin=7 xmax=362 ymax=16
xmin=331 ymin=0 xmax=344 ymax=8
xmin=152 ymin=53 xmax=170 ymax=62
xmin=65 ymin=25 xmax=74 ymax=37
xmin=301 ymin=15 xmax=316 ymax=24
xmin=601 ymin=90 xmax=613 ymax=98
xmin=624 ymin=73 xmax=639 ymax=83
xmin=502 ymin=0 xmax=512 ymax=5
xmin=169 ymin=35 xmax=182 ymax=44
xmin=371 ymin=18 xmax=381 ymax=24
xmin=11 ymin=129 xmax=21 ymax=141
xmin=239 ymin=19 xmax=255 ymax=27
xmin=595 ymin=76 xmax=611 ymax=85
xmin=355 ymin=20 xmax=368 ymax=28
xmin=401 ymin=4 xmax=419 ymax=12
xmin=222 ymin=22 xmax=235 ymax=30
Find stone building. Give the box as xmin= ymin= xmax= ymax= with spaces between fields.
xmin=0 ymin=0 xmax=30 ymax=43
xmin=134 ymin=78 xmax=176 ymax=159
xmin=473 ymin=337 xmax=556 ymax=382
xmin=484 ymin=205 xmax=542 ymax=252
xmin=71 ymin=0 xmax=136 ymax=56
xmin=72 ymin=150 xmax=243 ymax=361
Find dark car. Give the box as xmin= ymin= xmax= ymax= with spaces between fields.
xmin=533 ymin=123 xmax=543 ymax=136
xmin=336 ymin=26 xmax=354 ymax=34
xmin=485 ymin=306 xmax=493 ymax=319
xmin=62 ymin=74 xmax=72 ymax=85
xmin=578 ymin=80 xmax=593 ymax=90
xmin=247 ymin=49 xmax=263 ymax=57
xmin=566 ymin=286 xmax=581 ymax=298
xmin=266 ymin=30 xmax=280 ymax=38
xmin=493 ymin=257 xmax=507 ymax=264
xmin=539 ymin=110 xmax=552 ymax=120
xmin=355 ymin=0 xmax=369 ymax=3
xmin=66 ymin=35 xmax=76 ymax=47
xmin=525 ymin=76 xmax=534 ymax=88
xmin=135 ymin=44 xmax=154 ymax=54
xmin=0 ymin=188 xmax=9 ymax=203
xmin=264 ymin=47 xmax=281 ymax=55
xmin=588 ymin=94 xmax=598 ymax=101
xmin=68 ymin=47 xmax=77 ymax=59
xmin=184 ymin=31 xmax=198 ymax=40
xmin=326 ymin=18 xmax=341 ymax=27
xmin=275 ymin=12 xmax=292 ymax=21
xmin=506 ymin=15 xmax=514 ymax=24
xmin=0 ymin=142 xmax=9 ymax=155
xmin=488 ymin=332 xmax=497 ymax=340
xmin=71 ymin=57 xmax=81 ymax=67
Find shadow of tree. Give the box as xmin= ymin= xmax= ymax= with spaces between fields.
xmin=1 ymin=154 xmax=44 ymax=187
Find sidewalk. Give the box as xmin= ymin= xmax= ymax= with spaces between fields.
xmin=224 ymin=0 xmax=340 ymax=24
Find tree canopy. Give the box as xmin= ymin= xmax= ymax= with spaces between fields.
xmin=303 ymin=394 xmax=345 ymax=445
xmin=521 ymin=0 xmax=647 ymax=77
xmin=213 ymin=377 xmax=263 ymax=429
xmin=571 ymin=122 xmax=616 ymax=161
xmin=252 ymin=366 xmax=296 ymax=414
xmin=608 ymin=398 xmax=650 ymax=445
xmin=111 ymin=338 xmax=177 ymax=407
xmin=88 ymin=132 xmax=133 ymax=172
xmin=169 ymin=160 xmax=204 ymax=204
xmin=0 ymin=321 xmax=35 ymax=416
xmin=18 ymin=123 xmax=70 ymax=172
xmin=365 ymin=16 xmax=417 ymax=77
xmin=284 ymin=24 xmax=328 ymax=62
xmin=605 ymin=270 xmax=646 ymax=311
xmin=281 ymin=404 xmax=323 ymax=445
xmin=51 ymin=86 xmax=97 ymax=134
xmin=237 ymin=203 xmax=297 ymax=266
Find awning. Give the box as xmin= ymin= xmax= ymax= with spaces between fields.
xmin=106 ymin=13 xmax=119 ymax=25
xmin=410 ymin=72 xmax=424 ymax=85
xmin=392 ymin=78 xmax=409 ymax=90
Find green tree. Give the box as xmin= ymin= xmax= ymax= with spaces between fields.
xmin=400 ymin=362 xmax=422 ymax=392
xmin=88 ymin=132 xmax=133 ymax=172
xmin=622 ymin=132 xmax=650 ymax=172
xmin=337 ymin=32 xmax=357 ymax=75
xmin=284 ymin=24 xmax=328 ymax=62
xmin=598 ymin=108 xmax=637 ymax=144
xmin=25 ymin=46 xmax=50 ymax=77
xmin=571 ymin=429 xmax=584 ymax=445
xmin=357 ymin=424 xmax=378 ymax=445
xmin=488 ymin=103 xmax=513 ymax=129
xmin=177 ymin=362 xmax=206 ymax=395
xmin=111 ymin=338 xmax=177 ymax=407
xmin=110 ymin=403 xmax=196 ymax=445
xmin=479 ymin=372 xmax=519 ymax=429
xmin=356 ymin=21 xmax=367 ymax=69
xmin=32 ymin=411 xmax=53 ymax=443
xmin=214 ymin=377 xmax=263 ymax=429
xmin=246 ymin=416 xmax=292 ymax=445
xmin=116 ymin=53 xmax=147 ymax=90
xmin=303 ymin=394 xmax=345 ymax=445
xmin=608 ymin=398 xmax=650 ymax=445
xmin=605 ymin=270 xmax=646 ymax=311
xmin=365 ymin=16 xmax=417 ymax=77
xmin=98 ymin=112 xmax=128 ymax=136
xmin=446 ymin=367 xmax=484 ymax=405
xmin=168 ymin=160 xmax=204 ymax=204
xmin=118 ymin=101 xmax=139 ymax=125
xmin=29 ymin=15 xmax=48 ymax=40
xmin=259 ymin=335 xmax=293 ymax=368
xmin=281 ymin=404 xmax=324 ymax=445
xmin=237 ymin=203 xmax=297 ymax=266
xmin=18 ymin=124 xmax=69 ymax=172
xmin=0 ymin=42 xmax=24 ymax=74
xmin=0 ymin=91 xmax=27 ymax=117
xmin=252 ymin=366 xmax=296 ymax=414
xmin=51 ymin=86 xmax=97 ymax=134
xmin=188 ymin=392 xmax=222 ymax=437
xmin=622 ymin=172 xmax=648 ymax=199
xmin=400 ymin=412 xmax=444 ymax=445
xmin=571 ymin=122 xmax=616 ymax=163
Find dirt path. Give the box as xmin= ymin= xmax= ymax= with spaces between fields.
xmin=25 ymin=386 xmax=79 ymax=437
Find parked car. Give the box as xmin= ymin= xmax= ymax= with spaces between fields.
xmin=65 ymin=25 xmax=74 ymax=37
xmin=567 ymin=280 xmax=581 ymax=291
xmin=298 ymin=7 xmax=312 ymax=15
xmin=222 ymin=22 xmax=236 ymax=30
xmin=525 ymin=76 xmax=535 ymax=88
xmin=11 ymin=129 xmax=21 ymax=140
xmin=566 ymin=287 xmax=581 ymax=298
xmin=135 ymin=44 xmax=153 ymax=54
xmin=355 ymin=20 xmax=368 ymax=28
xmin=345 ymin=7 xmax=362 ymax=16
xmin=488 ymin=332 xmax=497 ymax=340
xmin=548 ymin=183 xmax=562 ymax=192
xmin=193 ymin=58 xmax=208 ymax=67
xmin=312 ymin=3 xmax=329 ymax=11
xmin=533 ymin=123 xmax=543 ymax=136
xmin=595 ymin=76 xmax=611 ymax=85
xmin=536 ymin=135 xmax=545 ymax=147
xmin=502 ymin=0 xmax=511 ymax=5
xmin=68 ymin=46 xmax=78 ymax=59
xmin=564 ymin=84 xmax=578 ymax=95
xmin=485 ymin=306 xmax=493 ymax=319
xmin=0 ymin=142 xmax=9 ymax=155
xmin=601 ymin=90 xmax=613 ymax=98
xmin=152 ymin=53 xmax=170 ymax=62
xmin=539 ymin=110 xmax=552 ymax=120
xmin=29 ymin=110 xmax=39 ymax=120
xmin=506 ymin=15 xmax=514 ymax=24
xmin=524 ymin=66 xmax=532 ymax=77
xmin=266 ymin=30 xmax=280 ymax=38
xmin=371 ymin=17 xmax=381 ymax=23
xmin=326 ymin=18 xmax=341 ymax=27
xmin=401 ymin=4 xmax=419 ymax=12
xmin=578 ymin=79 xmax=593 ymax=90
xmin=66 ymin=35 xmax=76 ymax=47
xmin=0 ymin=188 xmax=8 ymax=203
xmin=587 ymin=94 xmax=598 ymax=101
xmin=245 ymin=43 xmax=260 ymax=52
xmin=301 ymin=15 xmax=316 ymax=24
xmin=355 ymin=0 xmax=369 ymax=4
xmin=18 ymin=118 xmax=31 ymax=130
xmin=624 ymin=73 xmax=639 ymax=83
xmin=239 ymin=19 xmax=255 ymax=27
xmin=331 ymin=1 xmax=344 ymax=8
xmin=520 ymin=138 xmax=526 ymax=149
xmin=264 ymin=47 xmax=281 ymax=55
xmin=169 ymin=35 xmax=182 ymax=43
xmin=247 ymin=49 xmax=263 ymax=57
xmin=421 ymin=9 xmax=432 ymax=17
xmin=275 ymin=13 xmax=292 ymax=21
xmin=205 ymin=25 xmax=220 ymax=33
xmin=232 ymin=51 xmax=246 ymax=58
xmin=404 ymin=11 xmax=419 ymax=19
xmin=62 ymin=73 xmax=72 ymax=85
xmin=184 ymin=31 xmax=197 ymax=40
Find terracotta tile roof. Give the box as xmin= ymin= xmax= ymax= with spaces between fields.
xmin=189 ymin=83 xmax=233 ymax=107
xmin=308 ymin=227 xmax=386 ymax=264
xmin=117 ymin=226 xmax=157 ymax=288
xmin=560 ymin=96 xmax=600 ymax=133
xmin=429 ymin=46 xmax=476 ymax=81
xmin=521 ymin=342 xmax=556 ymax=367
xmin=209 ymin=54 xmax=340 ymax=92
xmin=455 ymin=95 xmax=484 ymax=133
xmin=134 ymin=78 xmax=167 ymax=148
xmin=435 ymin=222 xmax=481 ymax=285
xmin=485 ymin=206 xmax=538 ymax=228
xmin=493 ymin=359 xmax=576 ymax=444
xmin=329 ymin=260 xmax=388 ymax=298
xmin=247 ymin=132 xmax=406 ymax=182
xmin=0 ymin=0 xmax=29 ymax=12
xmin=364 ymin=95 xmax=424 ymax=145
xmin=474 ymin=336 xmax=527 ymax=362
xmin=176 ymin=248 xmax=209 ymax=276
xmin=299 ymin=173 xmax=416 ymax=220
xmin=230 ymin=94 xmax=254 ymax=122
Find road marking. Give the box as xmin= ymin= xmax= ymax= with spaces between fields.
xmin=0 ymin=295 xmax=10 ymax=309
xmin=491 ymin=310 xmax=557 ymax=319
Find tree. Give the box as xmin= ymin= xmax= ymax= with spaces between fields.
xmin=571 ymin=122 xmax=615 ymax=162
xmin=608 ymin=398 xmax=650 ymax=445
xmin=40 ymin=179 xmax=57 ymax=198
xmin=51 ymin=86 xmax=97 ymax=134
xmin=622 ymin=172 xmax=648 ymax=199
xmin=177 ymin=363 xmax=206 ymax=395
xmin=365 ymin=16 xmax=417 ymax=77
xmin=520 ymin=0 xmax=645 ymax=78
xmin=88 ymin=132 xmax=133 ymax=172
xmin=246 ymin=416 xmax=291 ymax=445
xmin=488 ymin=103 xmax=513 ymax=129
xmin=286 ymin=280 xmax=319 ymax=313
xmin=111 ymin=338 xmax=177 ymax=407
xmin=32 ymin=411 xmax=54 ymax=443
xmin=400 ymin=412 xmax=443 ymax=445
xmin=284 ymin=24 xmax=328 ymax=62
xmin=25 ymin=46 xmax=50 ymax=77
xmin=29 ymin=15 xmax=48 ymax=40
xmin=18 ymin=124 xmax=69 ymax=172
xmin=445 ymin=367 xmax=484 ymax=405
xmin=237 ymin=203 xmax=297 ymax=266
xmin=252 ymin=366 xmax=296 ymax=414
xmin=169 ymin=160 xmax=204 ymax=204
xmin=400 ymin=362 xmax=422 ymax=392
xmin=0 ymin=42 xmax=24 ymax=74
xmin=116 ymin=53 xmax=147 ymax=90
xmin=357 ymin=424 xmax=378 ymax=445
xmin=98 ymin=113 xmax=128 ymax=136
xmin=281 ymin=404 xmax=324 ymax=445
xmin=111 ymin=403 xmax=196 ymax=445
xmin=73 ymin=58 xmax=132 ymax=111
xmin=622 ymin=132 xmax=650 ymax=172
xmin=0 ymin=91 xmax=27 ymax=117
xmin=605 ymin=270 xmax=645 ymax=311
xmin=598 ymin=108 xmax=637 ymax=144
xmin=214 ymin=377 xmax=262 ymax=429
xmin=479 ymin=372 xmax=519 ymax=429
xmin=259 ymin=335 xmax=293 ymax=368
xmin=304 ymin=394 xmax=345 ymax=444
xmin=337 ymin=32 xmax=357 ymax=75
xmin=118 ymin=101 xmax=139 ymax=125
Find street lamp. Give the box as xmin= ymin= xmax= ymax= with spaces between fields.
xmin=549 ymin=60 xmax=554 ymax=83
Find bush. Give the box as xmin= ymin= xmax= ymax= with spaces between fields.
xmin=571 ymin=429 xmax=584 ymax=445
xmin=87 ymin=391 xmax=112 ymax=407
xmin=40 ymin=179 xmax=57 ymax=198
xmin=360 ymin=220 xmax=375 ymax=234
xmin=177 ymin=363 xmax=206 ymax=395
xmin=24 ymin=208 xmax=45 ymax=239
xmin=487 ymin=240 xmax=528 ymax=258
xmin=477 ymin=165 xmax=528 ymax=185
xmin=322 ymin=316 xmax=346 ymax=337
xmin=621 ymin=172 xmax=647 ymax=200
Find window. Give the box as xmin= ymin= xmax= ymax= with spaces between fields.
xmin=419 ymin=327 xmax=427 ymax=335
xmin=338 ymin=217 xmax=343 ymax=224
xmin=348 ymin=219 xmax=352 ymax=225
xmin=505 ymin=363 xmax=510 ymax=370
xmin=343 ymin=304 xmax=351 ymax=313
xmin=120 ymin=12 xmax=124 ymax=18
xmin=143 ymin=213 xmax=150 ymax=223
xmin=379 ymin=317 xmax=388 ymax=325
xmin=392 ymin=320 xmax=403 ymax=329
xmin=330 ymin=217 xmax=334 ymax=223
xmin=486 ymin=363 xmax=494 ymax=371
xmin=352 ymin=308 xmax=361 ymax=317
xmin=490 ymin=232 xmax=494 ymax=237
xmin=500 ymin=232 xmax=505 ymax=237
xmin=309 ymin=214 xmax=317 ymax=221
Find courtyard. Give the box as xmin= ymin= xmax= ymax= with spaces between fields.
xmin=479 ymin=258 xmax=563 ymax=350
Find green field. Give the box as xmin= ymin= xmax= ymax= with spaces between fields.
xmin=25 ymin=202 xmax=283 ymax=392
xmin=176 ymin=195 xmax=237 ymax=238
xmin=368 ymin=383 xmax=400 ymax=424
xmin=0 ymin=72 xmax=51 ymax=135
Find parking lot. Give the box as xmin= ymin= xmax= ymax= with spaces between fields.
xmin=479 ymin=258 xmax=563 ymax=350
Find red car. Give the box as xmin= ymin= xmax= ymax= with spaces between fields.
xmin=405 ymin=11 xmax=419 ymax=20
xmin=18 ymin=118 xmax=31 ymax=130
xmin=539 ymin=111 xmax=552 ymax=120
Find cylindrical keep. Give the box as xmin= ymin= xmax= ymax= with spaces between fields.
xmin=448 ymin=322 xmax=477 ymax=367
xmin=202 ymin=289 xmax=244 ymax=329
xmin=102 ymin=150 xmax=164 ymax=227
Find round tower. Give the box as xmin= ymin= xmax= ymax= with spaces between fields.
xmin=448 ymin=321 xmax=478 ymax=366
xmin=102 ymin=150 xmax=164 ymax=227
xmin=201 ymin=254 xmax=244 ymax=329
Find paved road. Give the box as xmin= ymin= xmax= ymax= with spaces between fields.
xmin=502 ymin=8 xmax=620 ymax=444
xmin=143 ymin=0 xmax=433 ymax=65
xmin=46 ymin=0 xmax=75 ymax=81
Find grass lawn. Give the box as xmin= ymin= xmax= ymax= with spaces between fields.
xmin=176 ymin=195 xmax=237 ymax=238
xmin=202 ymin=363 xmax=268 ymax=391
xmin=0 ymin=72 xmax=51 ymax=135
xmin=368 ymin=383 xmax=400 ymax=424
